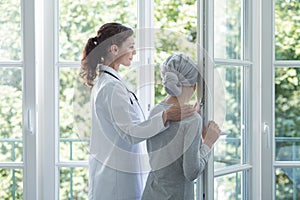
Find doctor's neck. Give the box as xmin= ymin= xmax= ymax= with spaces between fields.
xmin=109 ymin=64 xmax=119 ymax=71
xmin=104 ymin=61 xmax=120 ymax=71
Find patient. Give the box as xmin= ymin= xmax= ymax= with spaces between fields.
xmin=142 ymin=53 xmax=220 ymax=200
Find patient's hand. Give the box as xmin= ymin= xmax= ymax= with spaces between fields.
xmin=203 ymin=121 xmax=221 ymax=148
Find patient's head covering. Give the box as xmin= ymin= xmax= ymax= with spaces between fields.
xmin=161 ymin=53 xmax=199 ymax=96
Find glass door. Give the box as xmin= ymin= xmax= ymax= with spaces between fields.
xmin=262 ymin=0 xmax=300 ymax=199
xmin=56 ymin=0 xmax=138 ymax=199
xmin=201 ymin=0 xmax=255 ymax=199
xmin=0 ymin=0 xmax=36 ymax=199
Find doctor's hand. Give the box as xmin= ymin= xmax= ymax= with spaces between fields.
xmin=162 ymin=104 xmax=196 ymax=125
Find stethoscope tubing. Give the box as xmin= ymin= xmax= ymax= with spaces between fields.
xmin=100 ymin=70 xmax=146 ymax=120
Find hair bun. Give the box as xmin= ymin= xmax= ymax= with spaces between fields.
xmin=92 ymin=37 xmax=98 ymax=45
xmin=160 ymin=53 xmax=199 ymax=96
xmin=163 ymin=72 xmax=182 ymax=96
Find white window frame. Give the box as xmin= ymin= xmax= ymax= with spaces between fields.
xmin=199 ymin=0 xmax=261 ymax=199
xmin=137 ymin=0 xmax=155 ymax=117
xmin=261 ymin=0 xmax=274 ymax=199
xmin=0 ymin=0 xmax=37 ymax=199
xmin=23 ymin=0 xmax=38 ymax=199
xmin=36 ymin=0 xmax=152 ymax=199
xmin=251 ymin=0 xmax=261 ymax=198
xmin=262 ymin=0 xmax=300 ymax=199
xmin=33 ymin=0 xmax=263 ymax=199
xmin=199 ymin=0 xmax=215 ymax=199
xmin=36 ymin=0 xmax=56 ymax=199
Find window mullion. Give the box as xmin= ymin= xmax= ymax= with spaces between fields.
xmin=137 ymin=0 xmax=154 ymax=117
xmin=36 ymin=0 xmax=56 ymax=199
xmin=261 ymin=0 xmax=275 ymax=199
xmin=250 ymin=0 xmax=262 ymax=199
xmin=203 ymin=0 xmax=215 ymax=199
xmin=196 ymin=0 xmax=205 ymax=199
xmin=22 ymin=0 xmax=37 ymax=199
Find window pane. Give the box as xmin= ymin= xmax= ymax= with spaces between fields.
xmin=154 ymin=0 xmax=197 ymax=103
xmin=214 ymin=66 xmax=243 ymax=168
xmin=59 ymin=167 xmax=88 ymax=200
xmin=0 ymin=168 xmax=23 ymax=199
xmin=59 ymin=0 xmax=137 ymax=62
xmin=58 ymin=67 xmax=136 ymax=162
xmin=0 ymin=0 xmax=21 ymax=61
xmin=214 ymin=0 xmax=242 ymax=59
xmin=214 ymin=172 xmax=242 ymax=200
xmin=275 ymin=0 xmax=300 ymax=60
xmin=275 ymin=68 xmax=300 ymax=161
xmin=275 ymin=168 xmax=300 ymax=200
xmin=0 ymin=68 xmax=22 ymax=162
xmin=59 ymin=68 xmax=90 ymax=161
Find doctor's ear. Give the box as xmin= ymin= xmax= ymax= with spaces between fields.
xmin=110 ymin=44 xmax=119 ymax=55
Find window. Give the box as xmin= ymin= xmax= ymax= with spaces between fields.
xmin=153 ymin=0 xmax=198 ymax=104
xmin=57 ymin=0 xmax=138 ymax=199
xmin=0 ymin=0 xmax=37 ymax=199
xmin=208 ymin=0 xmax=254 ymax=199
xmin=0 ymin=0 xmax=273 ymax=199
xmin=53 ymin=0 xmax=256 ymax=198
xmin=262 ymin=0 xmax=300 ymax=199
xmin=274 ymin=1 xmax=300 ymax=198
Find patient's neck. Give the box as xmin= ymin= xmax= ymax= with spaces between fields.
xmin=165 ymin=95 xmax=187 ymax=106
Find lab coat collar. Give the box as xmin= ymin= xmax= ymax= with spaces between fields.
xmin=100 ymin=65 xmax=122 ymax=80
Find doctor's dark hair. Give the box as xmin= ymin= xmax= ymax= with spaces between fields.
xmin=80 ymin=22 xmax=134 ymax=88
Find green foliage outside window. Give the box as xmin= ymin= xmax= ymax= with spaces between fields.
xmin=275 ymin=1 xmax=300 ymax=199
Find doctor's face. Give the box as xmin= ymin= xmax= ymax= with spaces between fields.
xmin=115 ymin=35 xmax=136 ymax=67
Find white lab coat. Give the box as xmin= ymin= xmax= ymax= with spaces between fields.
xmin=88 ymin=65 xmax=168 ymax=200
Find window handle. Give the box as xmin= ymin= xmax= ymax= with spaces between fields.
xmin=263 ymin=122 xmax=270 ymax=148
xmin=27 ymin=109 xmax=33 ymax=135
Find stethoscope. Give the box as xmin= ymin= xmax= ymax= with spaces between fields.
xmin=100 ymin=70 xmax=146 ymax=120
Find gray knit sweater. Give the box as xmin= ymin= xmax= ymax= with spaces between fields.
xmin=142 ymin=102 xmax=211 ymax=200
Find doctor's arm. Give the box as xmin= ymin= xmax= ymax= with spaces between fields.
xmin=162 ymin=104 xmax=196 ymax=125
xmin=104 ymin=82 xmax=193 ymax=144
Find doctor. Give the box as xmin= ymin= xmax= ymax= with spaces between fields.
xmin=80 ymin=23 xmax=196 ymax=200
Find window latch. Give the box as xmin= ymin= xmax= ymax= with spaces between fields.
xmin=27 ymin=109 xmax=33 ymax=135
xmin=263 ymin=122 xmax=270 ymax=148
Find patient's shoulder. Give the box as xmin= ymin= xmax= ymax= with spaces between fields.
xmin=183 ymin=112 xmax=202 ymax=125
xmin=149 ymin=102 xmax=171 ymax=118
